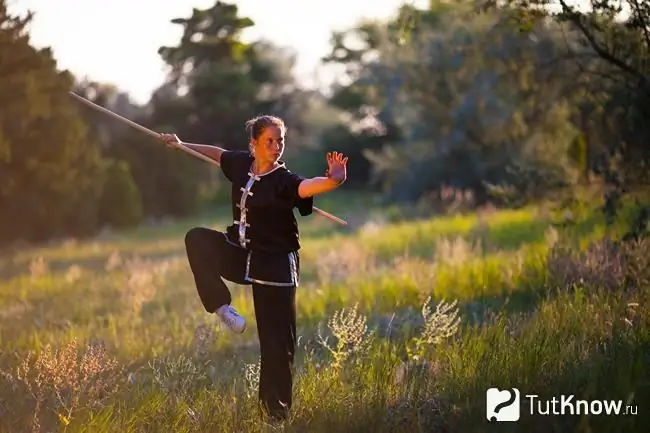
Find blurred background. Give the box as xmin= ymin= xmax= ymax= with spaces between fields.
xmin=1 ymin=0 xmax=648 ymax=247
xmin=1 ymin=2 xmax=649 ymax=431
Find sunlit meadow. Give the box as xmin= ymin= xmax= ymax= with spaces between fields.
xmin=0 ymin=192 xmax=648 ymax=432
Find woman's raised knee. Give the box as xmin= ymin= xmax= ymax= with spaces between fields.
xmin=184 ymin=227 xmax=210 ymax=251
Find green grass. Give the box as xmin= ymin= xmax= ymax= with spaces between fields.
xmin=0 ymin=193 xmax=648 ymax=432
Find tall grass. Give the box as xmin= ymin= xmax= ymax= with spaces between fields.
xmin=0 ymin=201 xmax=647 ymax=432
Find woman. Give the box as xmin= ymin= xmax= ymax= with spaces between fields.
xmin=158 ymin=115 xmax=348 ymax=422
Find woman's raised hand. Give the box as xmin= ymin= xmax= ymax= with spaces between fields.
xmin=325 ymin=151 xmax=348 ymax=184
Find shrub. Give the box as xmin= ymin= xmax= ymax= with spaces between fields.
xmin=97 ymin=159 xmax=144 ymax=229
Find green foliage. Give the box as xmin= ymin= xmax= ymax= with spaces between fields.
xmin=499 ymin=0 xmax=650 ymax=231
xmin=82 ymin=0 xmax=320 ymax=220
xmin=154 ymin=1 xmax=312 ymax=152
xmin=319 ymin=121 xmax=402 ymax=188
xmin=318 ymin=0 xmax=650 ymax=231
xmin=567 ymin=133 xmax=587 ymax=178
xmin=106 ymin=124 xmax=205 ymax=219
xmin=2 ymin=0 xmax=334 ymax=246
xmin=0 ymin=4 xmax=106 ymax=246
xmin=4 ymin=0 xmax=649 ymax=250
xmin=328 ymin=5 xmax=582 ymax=206
xmin=97 ymin=159 xmax=144 ymax=230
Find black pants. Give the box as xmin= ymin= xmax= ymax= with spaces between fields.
xmin=184 ymin=227 xmax=297 ymax=420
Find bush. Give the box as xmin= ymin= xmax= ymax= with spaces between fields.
xmin=97 ymin=160 xmax=144 ymax=229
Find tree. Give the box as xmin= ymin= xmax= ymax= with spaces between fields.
xmin=320 ymin=2 xmax=583 ymax=204
xmin=0 ymin=3 xmax=107 ymax=245
xmin=72 ymin=79 xmax=146 ymax=151
xmin=503 ymin=0 xmax=648 ymax=88
xmin=122 ymin=1 xmax=318 ymax=214
xmin=500 ymin=0 xmax=650 ymax=232
xmin=157 ymin=1 xmax=263 ymax=149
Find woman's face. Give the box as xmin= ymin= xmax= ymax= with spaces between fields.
xmin=252 ymin=125 xmax=285 ymax=163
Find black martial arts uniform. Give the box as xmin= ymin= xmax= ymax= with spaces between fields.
xmin=184 ymin=149 xmax=313 ymax=420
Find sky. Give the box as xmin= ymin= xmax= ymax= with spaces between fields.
xmin=7 ymin=0 xmax=429 ymax=105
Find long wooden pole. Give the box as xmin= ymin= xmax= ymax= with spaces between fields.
xmin=69 ymin=92 xmax=348 ymax=226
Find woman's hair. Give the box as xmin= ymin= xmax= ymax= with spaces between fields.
xmin=245 ymin=115 xmax=286 ymax=141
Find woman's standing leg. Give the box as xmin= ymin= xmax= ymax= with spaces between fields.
xmin=252 ymin=282 xmax=297 ymax=421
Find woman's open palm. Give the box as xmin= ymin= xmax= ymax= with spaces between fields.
xmin=325 ymin=151 xmax=348 ymax=184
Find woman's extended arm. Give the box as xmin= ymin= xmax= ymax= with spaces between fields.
xmin=159 ymin=134 xmax=226 ymax=163
xmin=182 ymin=142 xmax=226 ymax=163
xmin=297 ymin=152 xmax=348 ymax=198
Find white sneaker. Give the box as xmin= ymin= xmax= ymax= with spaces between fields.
xmin=216 ymin=304 xmax=246 ymax=334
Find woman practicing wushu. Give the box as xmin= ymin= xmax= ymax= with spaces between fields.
xmin=159 ymin=115 xmax=348 ymax=422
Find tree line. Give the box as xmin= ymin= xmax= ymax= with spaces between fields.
xmin=0 ymin=0 xmax=648 ymax=248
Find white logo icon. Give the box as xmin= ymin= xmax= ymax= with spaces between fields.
xmin=486 ymin=388 xmax=520 ymax=422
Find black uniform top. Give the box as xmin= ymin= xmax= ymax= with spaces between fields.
xmin=220 ymin=150 xmax=313 ymax=253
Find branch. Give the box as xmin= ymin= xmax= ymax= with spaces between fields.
xmin=558 ymin=0 xmax=648 ymax=85
xmin=559 ymin=26 xmax=629 ymax=88
xmin=629 ymin=0 xmax=650 ymax=52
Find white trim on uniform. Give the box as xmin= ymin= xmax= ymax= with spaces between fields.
xmin=222 ymin=232 xmax=242 ymax=248
xmin=243 ymin=250 xmax=299 ymax=287
xmin=231 ymin=160 xmax=298 ymax=287
xmin=237 ymin=175 xmax=257 ymax=248
xmin=235 ymin=162 xmax=285 ymax=248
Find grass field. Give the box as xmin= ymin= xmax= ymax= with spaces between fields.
xmin=0 ymin=192 xmax=648 ymax=432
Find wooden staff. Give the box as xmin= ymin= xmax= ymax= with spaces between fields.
xmin=69 ymin=92 xmax=348 ymax=226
